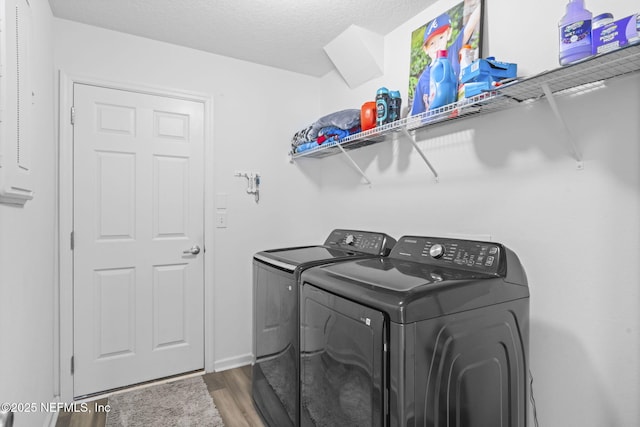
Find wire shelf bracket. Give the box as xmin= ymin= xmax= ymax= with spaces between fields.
xmin=401 ymin=128 xmax=439 ymax=182
xmin=335 ymin=142 xmax=372 ymax=185
xmin=540 ymin=83 xmax=584 ymax=169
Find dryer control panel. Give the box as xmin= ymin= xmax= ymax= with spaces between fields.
xmin=324 ymin=229 xmax=396 ymax=255
xmin=390 ymin=236 xmax=505 ymax=275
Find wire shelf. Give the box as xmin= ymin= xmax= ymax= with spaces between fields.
xmin=291 ymin=42 xmax=640 ymax=161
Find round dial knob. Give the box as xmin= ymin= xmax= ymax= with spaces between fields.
xmin=429 ymin=243 xmax=445 ymax=259
xmin=344 ymin=234 xmax=355 ymax=245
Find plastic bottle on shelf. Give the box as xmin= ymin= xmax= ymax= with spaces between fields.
xmin=388 ymin=91 xmax=402 ymax=122
xmin=360 ymin=101 xmax=377 ymax=131
xmin=457 ymin=44 xmax=474 ymax=100
xmin=429 ymin=50 xmax=457 ymax=111
xmin=559 ymin=0 xmax=593 ymax=65
xmin=375 ymin=87 xmax=390 ymax=126
xmin=458 ymin=44 xmax=474 ymax=78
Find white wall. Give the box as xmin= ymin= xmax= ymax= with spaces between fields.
xmin=0 ymin=1 xmax=56 ymax=426
xmin=310 ymin=0 xmax=640 ymax=426
xmin=52 ymin=18 xmax=324 ymax=380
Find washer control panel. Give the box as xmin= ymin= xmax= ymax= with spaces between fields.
xmin=391 ymin=236 xmax=503 ymax=274
xmin=324 ymin=229 xmax=396 ymax=255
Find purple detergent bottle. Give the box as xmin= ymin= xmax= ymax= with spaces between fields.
xmin=559 ymin=0 xmax=593 ymax=65
xmin=429 ymin=50 xmax=457 ymax=111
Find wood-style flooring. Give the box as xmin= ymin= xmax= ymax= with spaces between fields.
xmin=55 ymin=365 xmax=265 ymax=427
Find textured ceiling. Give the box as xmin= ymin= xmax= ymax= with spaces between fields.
xmin=48 ymin=0 xmax=434 ymax=77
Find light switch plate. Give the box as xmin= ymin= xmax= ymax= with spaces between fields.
xmin=216 ymin=193 xmax=228 ymax=209
xmin=216 ymin=212 xmax=227 ymax=228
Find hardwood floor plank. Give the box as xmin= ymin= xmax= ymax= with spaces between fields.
xmin=66 ymin=398 xmax=108 ymax=427
xmin=212 ymin=389 xmax=252 ymax=427
xmin=203 ymin=370 xmax=227 ymax=392
xmin=220 ymin=370 xmax=263 ymax=425
xmin=204 ymin=368 xmax=265 ymax=427
xmin=239 ymin=365 xmax=252 ymax=380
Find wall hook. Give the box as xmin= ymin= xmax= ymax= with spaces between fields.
xmin=235 ymin=171 xmax=260 ymax=203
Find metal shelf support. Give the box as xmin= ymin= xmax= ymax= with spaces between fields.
xmin=336 ymin=143 xmax=372 ymax=185
xmin=540 ymin=83 xmax=584 ymax=170
xmin=401 ymin=128 xmax=439 ymax=182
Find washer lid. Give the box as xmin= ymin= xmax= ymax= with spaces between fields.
xmin=301 ymin=240 xmax=529 ymax=324
xmin=253 ymin=230 xmax=396 ymax=273
xmin=255 ymin=246 xmax=361 ymax=272
xmin=319 ymin=257 xmax=497 ymax=292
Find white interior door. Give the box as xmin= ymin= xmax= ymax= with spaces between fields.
xmin=72 ymin=83 xmax=205 ymax=397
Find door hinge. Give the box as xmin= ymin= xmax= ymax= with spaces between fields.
xmin=70 ymin=231 xmax=74 ymax=250
xmin=70 ymin=356 xmax=74 ymax=374
xmin=70 ymin=106 xmax=75 ymax=125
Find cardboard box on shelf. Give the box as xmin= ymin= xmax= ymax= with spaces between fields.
xmin=592 ymin=14 xmax=640 ymax=55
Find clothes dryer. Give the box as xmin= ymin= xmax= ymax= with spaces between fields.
xmin=252 ymin=229 xmax=396 ymax=427
xmin=299 ymin=235 xmax=529 ymax=427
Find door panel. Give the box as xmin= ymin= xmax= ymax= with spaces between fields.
xmin=94 ymin=267 xmax=135 ymax=359
xmin=153 ymin=155 xmax=189 ymax=238
xmin=96 ymin=151 xmax=136 ymax=240
xmin=73 ymin=83 xmax=205 ymax=397
xmin=152 ymin=263 xmax=189 ymax=349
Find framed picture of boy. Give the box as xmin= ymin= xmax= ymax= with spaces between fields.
xmin=408 ymin=0 xmax=484 ymax=116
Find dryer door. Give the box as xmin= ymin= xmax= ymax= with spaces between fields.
xmin=300 ymin=283 xmax=386 ymax=427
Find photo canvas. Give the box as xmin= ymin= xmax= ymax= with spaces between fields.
xmin=408 ymin=0 xmax=484 ymax=116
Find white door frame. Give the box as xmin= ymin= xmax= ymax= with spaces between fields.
xmin=56 ymin=70 xmax=216 ymax=402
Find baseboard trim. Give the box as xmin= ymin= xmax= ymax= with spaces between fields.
xmin=213 ymin=353 xmax=254 ymax=372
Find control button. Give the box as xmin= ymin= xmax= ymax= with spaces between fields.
xmin=429 ymin=243 xmax=445 ymax=259
xmin=344 ymin=234 xmax=355 ymax=246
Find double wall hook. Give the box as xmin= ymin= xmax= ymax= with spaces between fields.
xmin=235 ymin=171 xmax=260 ymax=203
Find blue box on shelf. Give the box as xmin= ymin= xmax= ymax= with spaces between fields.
xmin=460 ymin=58 xmax=517 ymax=85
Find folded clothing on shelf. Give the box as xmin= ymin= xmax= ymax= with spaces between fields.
xmin=291 ymin=109 xmax=361 ymax=154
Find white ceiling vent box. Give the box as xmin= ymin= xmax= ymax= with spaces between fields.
xmin=324 ymin=25 xmax=384 ymax=89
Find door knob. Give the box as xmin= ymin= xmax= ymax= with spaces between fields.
xmin=183 ymin=245 xmax=201 ymax=255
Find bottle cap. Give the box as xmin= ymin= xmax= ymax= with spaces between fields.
xmin=594 ymin=13 xmax=613 ymax=20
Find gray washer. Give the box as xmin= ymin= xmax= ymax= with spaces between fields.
xmin=252 ymin=229 xmax=396 ymax=427
xmin=299 ymin=235 xmax=530 ymax=426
